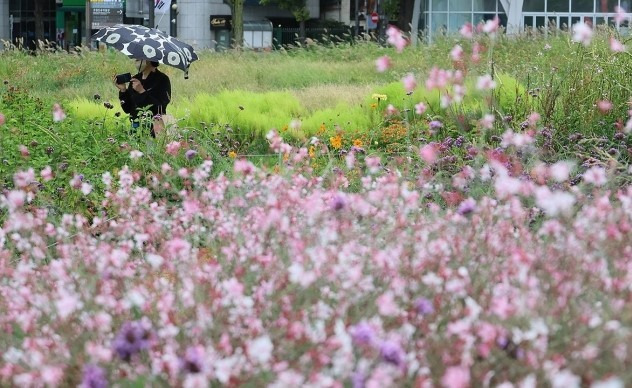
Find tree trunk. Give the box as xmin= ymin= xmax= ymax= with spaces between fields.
xmin=397 ymin=0 xmax=415 ymax=32
xmin=299 ymin=19 xmax=306 ymax=45
xmin=232 ymin=0 xmax=244 ymax=49
xmin=34 ymin=0 xmax=45 ymax=46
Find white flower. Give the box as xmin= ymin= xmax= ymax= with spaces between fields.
xmin=572 ymin=22 xmax=593 ymax=46
xmin=146 ymin=253 xmax=164 ymax=269
xmin=549 ymin=161 xmax=572 ymax=182
xmin=130 ymin=150 xmax=144 ymax=160
xmin=583 ymin=166 xmax=607 ymax=186
xmin=591 ymin=377 xmax=624 ymax=388
xmin=247 ymin=335 xmax=274 ymax=364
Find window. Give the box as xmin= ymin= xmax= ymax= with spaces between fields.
xmin=572 ymin=0 xmax=595 ymax=12
xmin=433 ymin=0 xmax=448 ymax=11
xmin=450 ymin=0 xmax=471 ymax=11
xmin=450 ymin=13 xmax=471 ymax=29
xmin=473 ymin=0 xmax=496 ymax=11
xmin=523 ymin=0 xmax=545 ymax=11
xmin=548 ymin=0 xmax=570 ymax=12
xmin=431 ymin=12 xmax=448 ymax=32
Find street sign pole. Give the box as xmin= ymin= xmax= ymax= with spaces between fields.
xmin=85 ymin=0 xmax=91 ymax=48
xmin=354 ymin=0 xmax=359 ymax=37
xmin=149 ymin=0 xmax=155 ymax=28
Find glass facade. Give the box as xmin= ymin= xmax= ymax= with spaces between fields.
xmin=9 ymin=0 xmax=57 ymax=48
xmin=420 ymin=0 xmax=630 ymax=38
xmin=522 ymin=0 xmax=630 ymax=30
xmin=423 ymin=0 xmax=505 ymax=37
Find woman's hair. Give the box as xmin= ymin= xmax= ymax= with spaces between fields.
xmin=150 ymin=61 xmax=160 ymax=67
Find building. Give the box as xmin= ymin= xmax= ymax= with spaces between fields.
xmin=414 ymin=0 xmax=630 ymax=41
xmin=0 ymin=0 xmax=629 ymax=51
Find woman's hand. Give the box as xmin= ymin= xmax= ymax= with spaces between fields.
xmin=113 ymin=75 xmax=127 ymax=92
xmin=131 ymin=79 xmax=146 ymax=94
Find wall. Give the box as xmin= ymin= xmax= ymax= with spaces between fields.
xmin=0 ymin=1 xmax=9 ymax=49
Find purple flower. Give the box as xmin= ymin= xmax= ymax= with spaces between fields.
xmin=457 ymin=198 xmax=477 ymax=216
xmin=379 ymin=340 xmax=404 ymax=367
xmin=415 ymin=297 xmax=435 ymax=315
xmin=429 ymin=120 xmax=443 ymax=130
xmin=81 ymin=364 xmax=107 ymax=388
xmin=331 ymin=194 xmax=346 ymax=211
xmin=112 ymin=320 xmax=152 ymax=362
xmin=352 ymin=371 xmax=366 ymax=388
xmin=350 ymin=322 xmax=374 ymax=346
xmin=181 ymin=346 xmax=204 ymax=374
xmin=185 ymin=149 xmax=198 ymax=160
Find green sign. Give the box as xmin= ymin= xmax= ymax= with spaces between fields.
xmin=64 ymin=0 xmax=87 ymax=6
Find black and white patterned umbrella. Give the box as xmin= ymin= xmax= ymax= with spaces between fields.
xmin=92 ymin=24 xmax=198 ymax=78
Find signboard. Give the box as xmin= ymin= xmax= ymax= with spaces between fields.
xmin=210 ymin=16 xmax=232 ymax=30
xmin=91 ymin=0 xmax=124 ymax=29
xmin=370 ymin=12 xmax=379 ymax=23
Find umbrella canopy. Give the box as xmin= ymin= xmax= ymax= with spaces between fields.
xmin=92 ymin=24 xmax=198 ymax=78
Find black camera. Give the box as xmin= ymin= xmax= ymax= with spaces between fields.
xmin=115 ymin=73 xmax=132 ymax=84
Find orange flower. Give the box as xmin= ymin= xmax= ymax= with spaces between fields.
xmin=353 ymin=138 xmax=363 ymax=148
xmin=318 ymin=123 xmax=326 ymax=135
xmin=329 ymin=134 xmax=343 ymax=150
xmin=228 ymin=151 xmax=237 ymax=158
xmin=308 ymin=145 xmax=316 ymax=158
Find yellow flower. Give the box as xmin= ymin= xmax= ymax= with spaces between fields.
xmin=353 ymin=138 xmax=363 ymax=148
xmin=318 ymin=123 xmax=326 ymax=134
xmin=370 ymin=103 xmax=378 ymax=109
xmin=228 ymin=151 xmax=237 ymax=158
xmin=372 ymin=93 xmax=387 ymax=101
xmin=281 ymin=124 xmax=289 ymax=132
xmin=329 ymin=134 xmax=342 ymax=150
xmin=283 ymin=153 xmax=289 ymax=162
xmin=308 ymin=145 xmax=316 ymax=158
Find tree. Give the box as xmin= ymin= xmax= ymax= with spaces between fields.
xmin=260 ymin=0 xmax=309 ymax=44
xmin=228 ymin=0 xmax=245 ymax=49
xmin=34 ymin=0 xmax=47 ymax=46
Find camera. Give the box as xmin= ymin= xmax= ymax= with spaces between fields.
xmin=115 ymin=73 xmax=132 ymax=84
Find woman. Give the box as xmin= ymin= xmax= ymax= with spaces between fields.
xmin=114 ymin=60 xmax=171 ymax=137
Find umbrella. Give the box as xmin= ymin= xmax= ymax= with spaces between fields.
xmin=92 ymin=24 xmax=198 ymax=78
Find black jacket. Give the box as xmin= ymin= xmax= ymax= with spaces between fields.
xmin=119 ymin=69 xmax=171 ymax=120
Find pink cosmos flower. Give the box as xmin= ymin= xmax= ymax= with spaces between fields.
xmin=597 ymin=100 xmax=613 ymax=113
xmin=386 ymin=104 xmax=398 ymax=115
xmin=476 ymin=74 xmax=496 ymax=91
xmin=402 ymin=73 xmax=417 ymax=93
xmin=13 ymin=168 xmax=35 ymax=188
xmin=610 ymin=37 xmax=625 ymax=53
xmin=572 ymin=22 xmax=593 ymax=46
xmin=234 ymin=159 xmax=256 ymax=175
xmin=549 ymin=161 xmax=572 ymax=182
xmin=81 ymin=182 xmax=93 ymax=195
xmin=415 ymin=102 xmax=427 ymax=115
xmin=450 ymin=44 xmax=464 ymax=61
xmin=479 ymin=113 xmax=495 ymax=129
xmin=52 ymin=103 xmax=66 ymax=122
xmin=615 ymin=6 xmax=628 ymax=24
xmin=459 ymin=22 xmax=474 ymax=39
xmin=19 ymin=145 xmax=29 ymax=157
xmin=0 ymin=113 xmax=5 ymax=126
xmin=375 ymin=56 xmax=392 ymax=72
xmin=583 ymin=166 xmax=607 ymax=186
xmin=441 ymin=366 xmax=470 ymax=388
xmin=482 ymin=16 xmax=500 ymax=35
xmin=471 ymin=42 xmax=482 ymax=63
xmin=165 ymin=141 xmax=182 ymax=155
xmin=40 ymin=166 xmax=53 ymax=182
xmin=420 ymin=143 xmax=438 ymax=164
xmin=386 ymin=25 xmax=407 ymax=52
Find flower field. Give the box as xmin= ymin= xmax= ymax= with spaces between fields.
xmin=2 ymin=18 xmax=632 ymax=387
